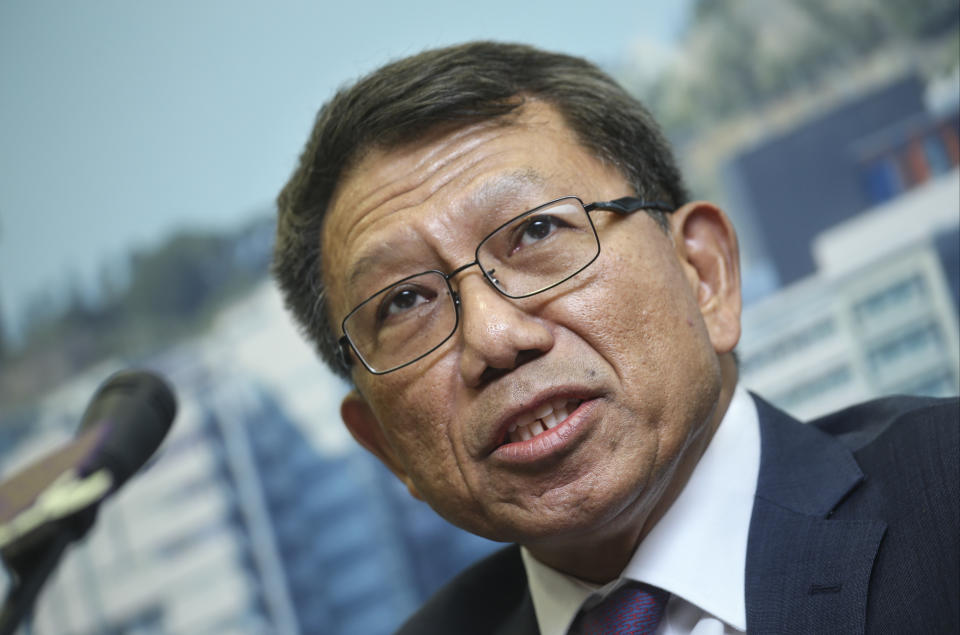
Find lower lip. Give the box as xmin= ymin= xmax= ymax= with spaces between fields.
xmin=491 ymin=399 xmax=598 ymax=464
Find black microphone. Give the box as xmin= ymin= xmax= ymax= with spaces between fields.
xmin=0 ymin=369 xmax=177 ymax=635
xmin=74 ymin=369 xmax=177 ymax=491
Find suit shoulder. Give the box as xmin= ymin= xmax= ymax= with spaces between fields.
xmin=809 ymin=394 xmax=958 ymax=453
xmin=397 ymin=544 xmax=533 ymax=635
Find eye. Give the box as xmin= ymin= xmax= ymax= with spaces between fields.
xmin=516 ymin=215 xmax=565 ymax=248
xmin=378 ymin=286 xmax=434 ymax=321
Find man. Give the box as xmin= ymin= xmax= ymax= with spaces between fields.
xmin=272 ymin=42 xmax=958 ymax=634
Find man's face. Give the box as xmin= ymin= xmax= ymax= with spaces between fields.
xmin=322 ymin=102 xmax=737 ymax=554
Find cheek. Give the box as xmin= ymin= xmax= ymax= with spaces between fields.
xmin=555 ymin=237 xmax=720 ymax=434
xmin=367 ymin=377 xmax=499 ymax=532
xmin=365 ymin=369 xmax=468 ymax=487
xmin=566 ymin=245 xmax=706 ymax=365
xmin=367 ymin=376 xmax=445 ymax=453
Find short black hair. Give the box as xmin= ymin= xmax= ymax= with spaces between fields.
xmin=274 ymin=41 xmax=689 ymax=379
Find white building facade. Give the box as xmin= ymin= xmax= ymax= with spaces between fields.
xmin=740 ymin=169 xmax=960 ymax=420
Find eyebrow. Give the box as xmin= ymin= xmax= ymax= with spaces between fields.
xmin=345 ymin=168 xmax=550 ymax=288
xmin=347 ymin=237 xmax=417 ymax=288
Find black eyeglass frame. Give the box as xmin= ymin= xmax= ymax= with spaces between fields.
xmin=338 ymin=196 xmax=675 ymax=375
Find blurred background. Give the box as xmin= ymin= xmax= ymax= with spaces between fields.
xmin=1 ymin=1 xmax=958 ymax=633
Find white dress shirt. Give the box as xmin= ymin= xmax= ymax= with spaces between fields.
xmin=521 ymin=386 xmax=760 ymax=634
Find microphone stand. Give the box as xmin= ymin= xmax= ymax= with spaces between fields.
xmin=0 ymin=508 xmax=96 ymax=635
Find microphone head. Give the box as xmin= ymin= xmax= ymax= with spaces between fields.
xmin=77 ymin=370 xmax=177 ymax=487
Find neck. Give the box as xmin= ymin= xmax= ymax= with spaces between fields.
xmin=527 ymin=354 xmax=740 ymax=583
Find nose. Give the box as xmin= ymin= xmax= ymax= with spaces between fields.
xmin=456 ymin=273 xmax=555 ymax=388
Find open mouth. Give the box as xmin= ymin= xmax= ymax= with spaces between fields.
xmin=504 ymin=398 xmax=584 ymax=444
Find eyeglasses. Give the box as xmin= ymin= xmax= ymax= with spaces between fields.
xmin=338 ymin=196 xmax=674 ymax=374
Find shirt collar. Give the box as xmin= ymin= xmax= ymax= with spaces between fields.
xmin=521 ymin=386 xmax=760 ymax=635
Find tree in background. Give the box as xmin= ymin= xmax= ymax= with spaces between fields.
xmin=611 ymin=0 xmax=959 ymax=205
xmin=0 ymin=216 xmax=273 ymax=409
xmin=640 ymin=0 xmax=959 ymax=136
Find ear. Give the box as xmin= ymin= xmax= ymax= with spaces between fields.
xmin=670 ymin=201 xmax=742 ymax=354
xmin=341 ymin=390 xmax=424 ymax=500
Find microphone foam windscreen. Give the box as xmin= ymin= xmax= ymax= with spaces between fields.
xmin=77 ymin=370 xmax=177 ymax=486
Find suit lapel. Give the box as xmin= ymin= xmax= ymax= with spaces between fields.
xmin=745 ymin=396 xmax=886 ymax=634
xmin=497 ymin=586 xmax=539 ymax=635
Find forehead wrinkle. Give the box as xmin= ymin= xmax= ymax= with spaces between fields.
xmin=340 ymin=161 xmax=487 ymax=288
xmin=349 ymin=166 xmax=552 ymax=288
xmin=331 ymin=115 xmax=571 ymax=305
xmin=417 ymin=163 xmax=550 ymax=235
xmin=335 ymin=136 xmax=511 ymax=272
xmin=350 ymin=165 xmax=555 ymax=289
xmin=464 ymin=167 xmax=548 ymax=212
xmin=341 ymin=122 xmax=516 ymax=230
xmin=332 ymin=111 xmax=556 ymax=258
xmin=342 ymin=161 xmax=540 ymax=289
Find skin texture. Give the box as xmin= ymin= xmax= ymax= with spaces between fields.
xmin=322 ymin=101 xmax=742 ymax=583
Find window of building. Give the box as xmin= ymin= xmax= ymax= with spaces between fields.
xmin=923 ymin=134 xmax=952 ymax=175
xmin=898 ymin=371 xmax=959 ymax=397
xmin=740 ymin=318 xmax=836 ymax=375
xmin=858 ymin=114 xmax=960 ymax=205
xmin=775 ymin=365 xmax=852 ymax=409
xmin=866 ymin=322 xmax=944 ymax=372
xmin=860 ymin=155 xmax=904 ymax=204
xmin=853 ymin=274 xmax=928 ymax=325
xmin=902 ymin=138 xmax=930 ymax=185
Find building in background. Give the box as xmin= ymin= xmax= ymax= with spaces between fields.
xmin=739 ymin=167 xmax=959 ymax=420
xmin=725 ymin=64 xmax=960 ymax=419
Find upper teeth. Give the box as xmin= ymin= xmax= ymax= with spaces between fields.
xmin=508 ymin=399 xmax=580 ymax=443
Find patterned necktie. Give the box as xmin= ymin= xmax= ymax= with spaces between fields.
xmin=571 ymin=581 xmax=669 ymax=635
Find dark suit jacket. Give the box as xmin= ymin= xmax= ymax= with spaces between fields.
xmin=397 ymin=395 xmax=959 ymax=634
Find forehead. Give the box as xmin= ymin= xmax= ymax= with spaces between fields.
xmin=320 ymin=102 xmax=626 ymax=310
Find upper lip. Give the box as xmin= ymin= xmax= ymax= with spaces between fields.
xmin=483 ymin=385 xmax=600 ymax=454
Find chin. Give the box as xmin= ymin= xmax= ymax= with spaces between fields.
xmin=489 ymin=489 xmax=647 ymax=547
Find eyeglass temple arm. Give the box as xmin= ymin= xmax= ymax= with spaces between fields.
xmin=338 ymin=336 xmax=355 ymax=370
xmin=585 ymin=197 xmax=674 ymax=215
